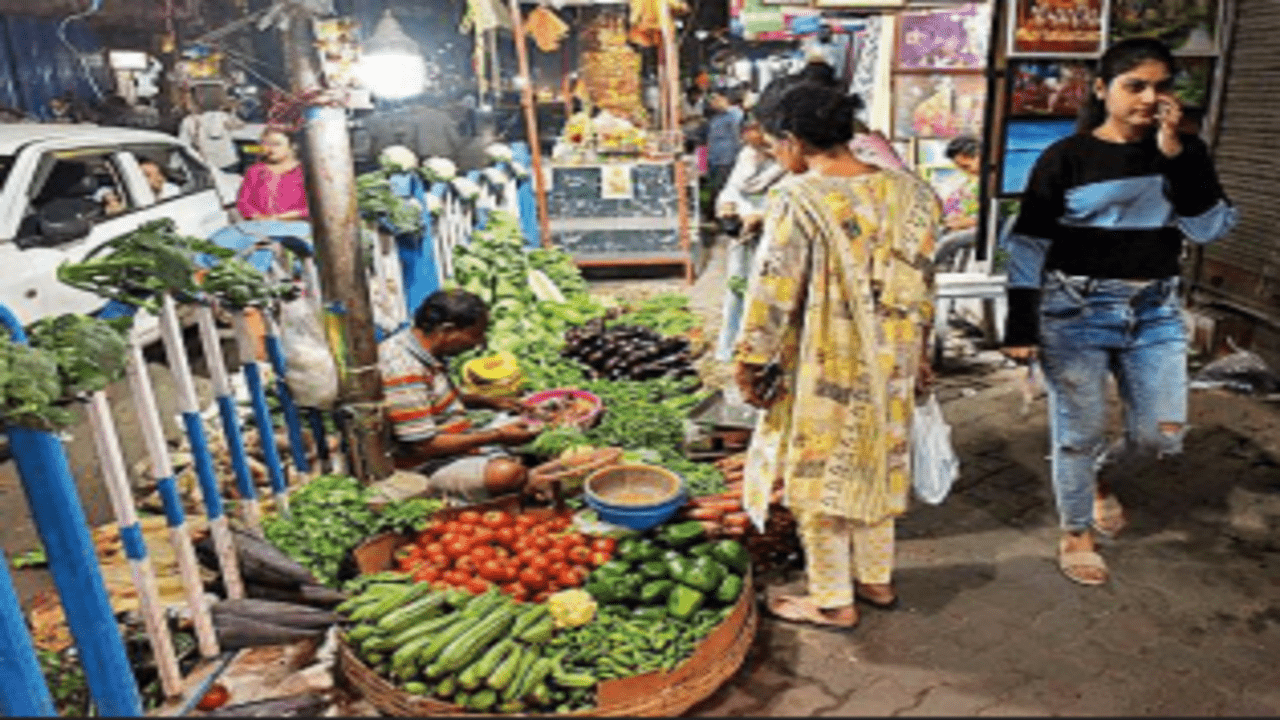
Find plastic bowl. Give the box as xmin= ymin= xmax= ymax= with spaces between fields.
xmin=582 ymin=464 xmax=687 ymax=531
xmin=522 ymin=388 xmax=604 ymax=430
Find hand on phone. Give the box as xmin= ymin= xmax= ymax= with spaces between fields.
xmin=1155 ymin=95 xmax=1183 ymax=158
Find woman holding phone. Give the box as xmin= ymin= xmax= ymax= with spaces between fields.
xmin=1001 ymin=38 xmax=1237 ymax=586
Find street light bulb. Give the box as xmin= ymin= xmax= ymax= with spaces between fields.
xmin=357 ymin=53 xmax=427 ymax=99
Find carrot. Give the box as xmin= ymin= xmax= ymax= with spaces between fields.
xmin=694 ymin=498 xmax=743 ymax=513
xmin=722 ymin=513 xmax=751 ymax=527
xmin=685 ymin=506 xmax=725 ymax=521
xmin=697 ymin=521 xmax=721 ymax=535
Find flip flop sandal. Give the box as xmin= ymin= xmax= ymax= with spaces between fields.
xmin=1058 ymin=537 xmax=1109 ymax=586
xmin=1092 ymin=494 xmax=1127 ymax=538
xmin=854 ymin=586 xmax=899 ymax=610
xmin=765 ymin=594 xmax=858 ymax=631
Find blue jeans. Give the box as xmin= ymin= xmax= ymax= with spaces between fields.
xmin=1038 ymin=272 xmax=1188 ymax=532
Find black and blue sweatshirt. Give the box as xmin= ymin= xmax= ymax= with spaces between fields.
xmin=1002 ymin=132 xmax=1238 ymax=346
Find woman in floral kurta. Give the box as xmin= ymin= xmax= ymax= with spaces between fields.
xmin=735 ymin=79 xmax=940 ymax=629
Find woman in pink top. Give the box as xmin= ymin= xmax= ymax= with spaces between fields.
xmin=236 ymin=127 xmax=310 ymax=220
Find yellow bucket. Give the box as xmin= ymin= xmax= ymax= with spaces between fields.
xmin=462 ymin=352 xmax=524 ymax=398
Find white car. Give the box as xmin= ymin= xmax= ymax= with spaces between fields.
xmin=0 ymin=124 xmax=240 ymax=343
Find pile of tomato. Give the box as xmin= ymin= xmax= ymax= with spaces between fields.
xmin=393 ymin=509 xmax=618 ymax=603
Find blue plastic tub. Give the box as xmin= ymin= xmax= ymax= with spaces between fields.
xmin=583 ymin=464 xmax=688 ymax=531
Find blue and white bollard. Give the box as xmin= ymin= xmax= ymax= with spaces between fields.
xmin=262 ymin=312 xmax=311 ymax=477
xmin=157 ymin=293 xmax=245 ymax=600
xmin=124 ymin=337 xmax=220 ymax=658
xmin=234 ymin=311 xmax=290 ymax=518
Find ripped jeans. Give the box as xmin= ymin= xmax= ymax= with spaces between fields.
xmin=1038 ymin=272 xmax=1187 ymax=532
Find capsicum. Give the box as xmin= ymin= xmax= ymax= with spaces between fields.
xmin=640 ymin=561 xmax=668 ymax=579
xmin=659 ymin=521 xmax=706 ymax=548
xmin=715 ymin=574 xmax=743 ymax=604
xmin=681 ymin=557 xmax=727 ymax=594
xmin=667 ymin=585 xmax=706 ymax=621
xmin=640 ymin=579 xmax=675 ymax=605
xmin=710 ymin=539 xmax=751 ymax=574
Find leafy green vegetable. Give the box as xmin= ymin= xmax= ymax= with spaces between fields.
xmin=199 ymin=257 xmax=294 ymax=309
xmin=0 ymin=337 xmax=69 ymax=429
xmin=27 ymin=313 xmax=130 ymax=396
xmin=612 ymin=294 xmax=700 ymax=336
xmin=357 ymin=171 xmax=425 ymax=235
xmin=262 ymin=474 xmax=443 ymax=586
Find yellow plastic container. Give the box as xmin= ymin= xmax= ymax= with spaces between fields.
xmin=462 ymin=352 xmax=524 ymax=398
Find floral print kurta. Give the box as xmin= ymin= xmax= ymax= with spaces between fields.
xmin=735 ymin=169 xmax=940 ymax=527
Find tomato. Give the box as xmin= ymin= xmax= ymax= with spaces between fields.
xmin=196 ymin=683 xmax=229 ymax=711
xmin=395 ymin=558 xmax=413 ymax=572
xmin=557 ymin=567 xmax=584 ymax=587
xmin=495 ymin=527 xmax=518 ymax=547
xmin=444 ymin=540 xmax=472 ymax=560
xmin=393 ymin=546 xmax=415 ymax=562
xmin=414 ymin=566 xmax=441 ymax=583
xmin=517 ymin=548 xmax=540 ymax=565
xmin=546 ymin=581 xmax=561 ymax=594
xmin=532 ymin=535 xmax=554 ymax=551
xmin=547 ymin=562 xmax=569 ymax=580
xmin=458 ymin=510 xmax=482 ymax=525
xmin=589 ymin=551 xmax=611 ymax=567
xmin=518 ymin=567 xmax=547 ymax=591
xmin=532 ymin=591 xmax=550 ymax=604
xmin=470 ymin=545 xmax=497 ymax=561
xmin=493 ymin=546 xmax=511 ymax=560
xmin=437 ymin=532 xmax=460 ymax=549
xmin=444 ymin=570 xmax=469 ymax=586
xmin=503 ymin=562 xmax=520 ymax=583
xmin=471 ymin=527 xmax=497 ymax=547
xmin=454 ymin=556 xmax=478 ymax=574
xmin=477 ymin=559 xmax=506 ymax=583
xmin=431 ymin=580 xmax=451 ymax=592
xmin=481 ymin=510 xmax=514 ymax=529
xmin=502 ymin=582 xmax=528 ymax=600
xmin=465 ymin=577 xmax=491 ymax=595
xmin=567 ymin=546 xmax=593 ymax=565
xmin=442 ymin=520 xmax=462 ymax=535
xmin=590 ymin=537 xmax=616 ymax=554
xmin=425 ymin=542 xmax=446 ymax=558
xmin=426 ymin=551 xmax=450 ymax=569
xmin=529 ymin=556 xmax=551 ymax=572
xmin=514 ymin=513 xmax=536 ymax=528
xmin=544 ymin=547 xmax=567 ymax=564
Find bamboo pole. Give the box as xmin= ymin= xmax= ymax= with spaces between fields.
xmin=507 ymin=0 xmax=553 ymax=246
xmin=124 ymin=337 xmax=220 ymax=658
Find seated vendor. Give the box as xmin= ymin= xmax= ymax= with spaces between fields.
xmin=379 ymin=289 xmax=543 ymax=503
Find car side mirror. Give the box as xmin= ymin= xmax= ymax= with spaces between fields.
xmin=36 ymin=198 xmax=95 ymax=244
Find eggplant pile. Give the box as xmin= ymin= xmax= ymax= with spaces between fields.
xmin=562 ymin=320 xmax=697 ymax=381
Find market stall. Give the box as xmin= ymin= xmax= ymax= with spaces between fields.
xmin=508 ymin=0 xmax=698 ymax=282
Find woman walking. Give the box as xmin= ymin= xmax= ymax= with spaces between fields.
xmin=1001 ymin=38 xmax=1237 ymax=586
xmin=735 ymin=79 xmax=940 ymax=628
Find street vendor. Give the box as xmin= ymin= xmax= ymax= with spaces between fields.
xmin=379 ymin=289 xmax=547 ymax=504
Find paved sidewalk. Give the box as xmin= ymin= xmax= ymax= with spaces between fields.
xmin=689 ymin=382 xmax=1280 ymax=716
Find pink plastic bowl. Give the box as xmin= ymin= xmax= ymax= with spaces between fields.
xmin=522 ymin=389 xmax=604 ymax=430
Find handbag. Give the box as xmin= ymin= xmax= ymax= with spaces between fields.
xmin=910 ymin=394 xmax=960 ymax=505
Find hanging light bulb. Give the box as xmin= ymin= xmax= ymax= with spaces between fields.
xmin=356 ymin=9 xmax=428 ymax=100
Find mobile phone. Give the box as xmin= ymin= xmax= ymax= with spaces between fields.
xmin=757 ymin=363 xmax=783 ymax=402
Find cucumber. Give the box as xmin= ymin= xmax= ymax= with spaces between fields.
xmin=345 ymin=624 xmax=377 ymax=643
xmin=551 ymin=654 xmax=597 ymax=688
xmin=488 ymin=643 xmax=525 ymax=691
xmin=501 ymin=648 xmax=538 ymax=701
xmin=367 ymin=611 xmax=461 ymax=653
xmin=454 ymin=691 xmax=471 ymax=709
xmin=429 ymin=605 xmax=517 ymax=677
xmin=469 ymin=688 xmax=498 ymax=711
xmin=435 ymin=674 xmax=457 ymax=698
xmin=364 ymin=652 xmax=385 ymax=666
xmin=350 ymin=582 xmax=430 ymax=622
xmin=403 ymin=681 xmax=428 ymax=695
xmin=377 ymin=591 xmax=448 ymax=633
xmin=514 ymin=657 xmax=553 ymax=701
xmin=509 ymin=603 xmax=550 ymax=637
xmin=529 ymin=681 xmax=551 ymax=707
xmin=459 ymin=638 xmax=515 ymax=690
xmin=498 ymin=700 xmax=525 ymax=713
xmin=518 ymin=616 xmax=554 ymax=644
xmin=416 ymin=611 xmax=486 ymax=670
xmin=337 ymin=582 xmax=405 ymax=614
xmin=391 ymin=631 xmax=438 ymax=680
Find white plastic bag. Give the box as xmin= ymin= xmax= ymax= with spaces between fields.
xmin=277 ymin=295 xmax=340 ymax=410
xmin=910 ymin=394 xmax=960 ymax=505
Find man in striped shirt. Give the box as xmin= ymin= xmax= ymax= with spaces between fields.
xmin=379 ymin=290 xmax=542 ymax=502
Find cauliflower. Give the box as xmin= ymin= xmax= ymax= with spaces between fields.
xmin=451 ymin=177 xmax=482 ymax=200
xmin=424 ymin=193 xmax=443 ymax=215
xmin=509 ymin=161 xmax=530 ymax=178
xmin=379 ymin=145 xmax=418 ymax=172
xmin=482 ymin=167 xmax=509 ymax=185
xmin=485 ymin=143 xmax=514 ymax=162
xmin=421 ymin=156 xmax=457 ymax=182
xmin=547 ymin=589 xmax=597 ymax=629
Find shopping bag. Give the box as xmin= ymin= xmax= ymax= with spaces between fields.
xmin=277 ymin=294 xmax=340 ymax=410
xmin=910 ymin=394 xmax=960 ymax=505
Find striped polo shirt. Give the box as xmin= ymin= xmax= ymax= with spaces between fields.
xmin=379 ymin=329 xmax=472 ymax=444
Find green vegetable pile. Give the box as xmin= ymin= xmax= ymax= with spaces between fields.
xmin=0 ymin=314 xmax=131 ymax=429
xmin=199 ymin=257 xmax=294 ymax=309
xmin=357 ymin=170 xmax=425 ymax=236
xmin=56 ymin=219 xmax=233 ymax=312
xmin=262 ymin=475 xmax=443 ymax=586
xmin=568 ymin=525 xmax=748 ymax=678
xmin=339 ymin=581 xmax=596 ymax=714
xmin=611 ymin=294 xmax=700 ymax=337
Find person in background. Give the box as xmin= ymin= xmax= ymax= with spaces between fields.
xmin=138 ymin=158 xmax=181 ymax=201
xmin=933 ymin=135 xmax=982 ymax=271
xmin=703 ymin=87 xmax=745 ymax=220
xmin=796 ymin=59 xmax=908 ymax=172
xmin=1000 ymin=38 xmax=1237 ymax=586
xmin=177 ymin=89 xmax=243 ymax=173
xmin=736 ymin=79 xmax=939 ymax=628
xmin=716 ymin=117 xmax=786 ymax=234
xmin=380 ymin=290 xmax=550 ymax=504
xmin=236 ymin=126 xmax=309 ymax=221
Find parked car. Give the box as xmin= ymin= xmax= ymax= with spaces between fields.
xmin=0 ymin=124 xmax=240 ymax=344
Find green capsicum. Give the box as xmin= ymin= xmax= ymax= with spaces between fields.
xmin=666 ymin=555 xmax=694 ymax=583
xmin=689 ymin=542 xmax=716 ymax=558
xmin=715 ymin=574 xmax=743 ymax=604
xmin=595 ymin=559 xmax=632 ymax=578
xmin=659 ymin=521 xmax=706 ymax=548
xmin=640 ymin=561 xmax=668 ymax=579
xmin=710 ymin=539 xmax=751 ymax=574
xmin=667 ymin=585 xmax=706 ymax=621
xmin=616 ymin=538 xmax=644 ymax=563
xmin=681 ymin=557 xmax=727 ymax=594
xmin=639 ymin=579 xmax=675 ymax=605
xmin=633 ymin=606 xmax=668 ymax=621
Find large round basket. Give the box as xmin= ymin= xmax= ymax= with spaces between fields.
xmin=336 ymin=570 xmax=757 ymax=717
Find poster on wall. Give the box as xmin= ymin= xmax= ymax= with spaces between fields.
xmin=1009 ymin=60 xmax=1091 ymax=116
xmin=1110 ymin=0 xmax=1218 ymax=54
xmin=1008 ymin=0 xmax=1106 ymax=57
xmin=895 ymin=3 xmax=991 ymax=70
xmin=1000 ymin=118 xmax=1076 ymax=194
xmin=892 ymin=74 xmax=986 ymax=139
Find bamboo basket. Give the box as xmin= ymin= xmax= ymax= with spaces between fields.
xmin=336 ymin=570 xmax=757 ymax=717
